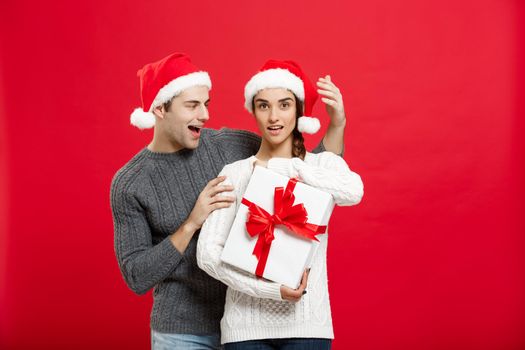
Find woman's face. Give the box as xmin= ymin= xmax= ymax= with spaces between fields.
xmin=253 ymin=88 xmax=297 ymax=147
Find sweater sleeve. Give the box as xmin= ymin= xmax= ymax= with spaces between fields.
xmin=197 ymin=164 xmax=283 ymax=301
xmin=267 ymin=152 xmax=363 ymax=206
xmin=311 ymin=139 xmax=327 ymax=154
xmin=211 ymin=128 xmax=261 ymax=162
xmin=311 ymin=138 xmax=344 ymax=157
xmin=111 ymin=179 xmax=184 ymax=295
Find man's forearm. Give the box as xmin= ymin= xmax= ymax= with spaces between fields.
xmin=118 ymin=221 xmax=197 ymax=295
xmin=118 ymin=236 xmax=184 ymax=295
xmin=170 ymin=220 xmax=199 ymax=254
xmin=322 ymin=119 xmax=346 ymax=155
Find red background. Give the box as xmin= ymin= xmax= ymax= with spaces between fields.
xmin=1 ymin=0 xmax=524 ymax=349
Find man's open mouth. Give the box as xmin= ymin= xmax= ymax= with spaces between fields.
xmin=188 ymin=125 xmax=202 ymax=135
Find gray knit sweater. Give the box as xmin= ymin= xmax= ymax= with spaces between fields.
xmin=110 ymin=127 xmax=325 ymax=334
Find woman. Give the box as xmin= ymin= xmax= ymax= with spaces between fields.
xmin=197 ymin=59 xmax=364 ymax=349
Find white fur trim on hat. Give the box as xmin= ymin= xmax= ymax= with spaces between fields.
xmin=244 ymin=68 xmax=305 ymax=113
xmin=297 ymin=116 xmax=320 ymax=134
xmin=130 ymin=108 xmax=156 ymax=129
xmin=150 ymin=71 xmax=211 ymax=111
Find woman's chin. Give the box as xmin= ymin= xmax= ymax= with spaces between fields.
xmin=262 ymin=135 xmax=284 ymax=146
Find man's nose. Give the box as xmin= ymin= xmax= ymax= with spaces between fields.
xmin=198 ymin=105 xmax=210 ymax=122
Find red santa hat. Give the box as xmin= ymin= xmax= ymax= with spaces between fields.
xmin=130 ymin=53 xmax=212 ymax=129
xmin=244 ymin=59 xmax=320 ymax=134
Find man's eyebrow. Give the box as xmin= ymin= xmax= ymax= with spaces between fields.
xmin=184 ymin=100 xmax=202 ymax=104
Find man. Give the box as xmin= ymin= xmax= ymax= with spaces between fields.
xmin=110 ymin=52 xmax=347 ymax=349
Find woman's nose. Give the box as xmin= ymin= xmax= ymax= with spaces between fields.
xmin=268 ymin=108 xmax=279 ymax=122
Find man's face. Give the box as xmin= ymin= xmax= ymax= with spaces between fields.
xmin=156 ymin=85 xmax=210 ymax=151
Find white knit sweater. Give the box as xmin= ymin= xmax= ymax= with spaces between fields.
xmin=197 ymin=152 xmax=363 ymax=344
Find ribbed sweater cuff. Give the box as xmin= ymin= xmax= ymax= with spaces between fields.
xmin=158 ymin=235 xmax=184 ymax=265
xmin=256 ymin=280 xmax=283 ymax=301
xmin=267 ymin=158 xmax=298 ymax=178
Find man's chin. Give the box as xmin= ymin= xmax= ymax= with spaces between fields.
xmin=184 ymin=139 xmax=200 ymax=150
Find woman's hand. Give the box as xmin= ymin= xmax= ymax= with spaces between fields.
xmin=280 ymin=270 xmax=309 ymax=302
xmin=317 ymin=75 xmax=346 ymax=128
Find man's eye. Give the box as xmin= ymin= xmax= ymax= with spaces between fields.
xmin=187 ymin=104 xmax=198 ymax=109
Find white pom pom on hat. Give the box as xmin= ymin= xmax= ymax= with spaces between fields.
xmin=130 ymin=108 xmax=156 ymax=130
xmin=130 ymin=53 xmax=211 ymax=129
xmin=244 ymin=59 xmax=321 ymax=135
xmin=297 ymin=116 xmax=321 ymax=134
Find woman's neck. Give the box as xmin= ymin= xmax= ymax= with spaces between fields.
xmin=255 ymin=138 xmax=293 ymax=161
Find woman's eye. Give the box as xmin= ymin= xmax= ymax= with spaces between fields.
xmin=258 ymin=103 xmax=268 ymax=110
xmin=281 ymin=102 xmax=289 ymax=109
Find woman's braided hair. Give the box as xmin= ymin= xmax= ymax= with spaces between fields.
xmin=292 ymin=97 xmax=306 ymax=160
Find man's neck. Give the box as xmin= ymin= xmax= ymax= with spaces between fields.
xmin=148 ymin=129 xmax=183 ymax=153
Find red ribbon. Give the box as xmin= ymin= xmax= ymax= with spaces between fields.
xmin=241 ymin=178 xmax=327 ymax=278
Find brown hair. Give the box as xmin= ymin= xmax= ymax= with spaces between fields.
xmin=292 ymin=98 xmax=306 ymax=160
xmin=162 ymin=98 xmax=174 ymax=112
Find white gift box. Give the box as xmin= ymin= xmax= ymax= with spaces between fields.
xmin=220 ymin=166 xmax=335 ymax=289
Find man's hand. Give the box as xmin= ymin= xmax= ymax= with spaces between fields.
xmin=171 ymin=176 xmax=234 ymax=253
xmin=280 ymin=270 xmax=309 ymax=302
xmin=186 ymin=176 xmax=235 ymax=232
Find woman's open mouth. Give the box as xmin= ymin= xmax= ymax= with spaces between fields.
xmin=267 ymin=125 xmax=283 ymax=136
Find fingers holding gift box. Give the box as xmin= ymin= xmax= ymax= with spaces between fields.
xmin=280 ymin=270 xmax=309 ymax=302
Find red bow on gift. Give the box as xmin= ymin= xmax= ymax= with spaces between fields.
xmin=241 ymin=178 xmax=327 ymax=278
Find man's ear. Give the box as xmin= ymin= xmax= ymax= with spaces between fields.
xmin=152 ymin=105 xmax=164 ymax=119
